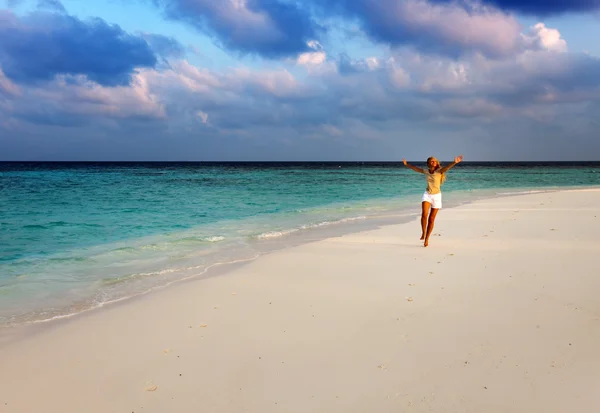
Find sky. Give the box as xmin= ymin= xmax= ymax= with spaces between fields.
xmin=1 ymin=0 xmax=600 ymax=161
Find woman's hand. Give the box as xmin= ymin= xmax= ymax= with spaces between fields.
xmin=439 ymin=155 xmax=463 ymax=173
xmin=402 ymin=159 xmax=408 ymax=166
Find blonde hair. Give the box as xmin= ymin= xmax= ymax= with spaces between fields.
xmin=427 ymin=156 xmax=447 ymax=183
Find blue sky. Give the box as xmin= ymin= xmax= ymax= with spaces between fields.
xmin=1 ymin=0 xmax=600 ymax=160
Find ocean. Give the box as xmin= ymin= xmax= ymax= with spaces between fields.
xmin=1 ymin=161 xmax=599 ymax=327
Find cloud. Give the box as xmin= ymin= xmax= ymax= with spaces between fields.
xmin=297 ymin=50 xmax=326 ymax=65
xmin=228 ymin=67 xmax=302 ymax=98
xmin=492 ymin=51 xmax=600 ymax=105
xmin=479 ymin=0 xmax=600 ymax=15
xmin=0 ymin=10 xmax=157 ymax=86
xmin=318 ymin=33 xmax=600 ymax=129
xmin=4 ymin=0 xmax=23 ymax=7
xmin=0 ymin=56 xmax=310 ymax=130
xmin=152 ymin=0 xmax=320 ymax=58
xmin=375 ymin=43 xmax=600 ymax=108
xmin=145 ymin=0 xmax=594 ymax=61
xmin=175 ymin=40 xmax=600 ymax=132
xmin=6 ymin=37 xmax=598 ymax=132
xmin=2 ymin=14 xmax=600 ymax=161
xmin=36 ymin=0 xmax=66 ymax=13
xmin=141 ymin=33 xmax=186 ymax=59
xmin=311 ymin=0 xmax=524 ymax=58
xmin=0 ymin=68 xmax=21 ymax=97
xmin=1 ymin=70 xmax=165 ymax=127
xmin=337 ymin=54 xmax=383 ymax=75
xmin=523 ymin=23 xmax=568 ymax=52
xmin=196 ymin=110 xmax=209 ymax=124
xmin=296 ymin=40 xmax=327 ymax=66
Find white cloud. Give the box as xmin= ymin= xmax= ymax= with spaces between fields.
xmin=297 ymin=50 xmax=327 ymax=66
xmin=307 ymin=40 xmax=323 ymax=51
xmin=365 ymin=57 xmax=380 ymax=70
xmin=196 ymin=110 xmax=209 ymax=124
xmin=297 ymin=40 xmax=327 ymax=66
xmin=524 ymin=23 xmax=568 ymax=52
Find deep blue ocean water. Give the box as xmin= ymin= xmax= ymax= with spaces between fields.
xmin=1 ymin=161 xmax=599 ymax=326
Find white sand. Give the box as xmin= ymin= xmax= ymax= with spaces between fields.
xmin=2 ymin=189 xmax=600 ymax=413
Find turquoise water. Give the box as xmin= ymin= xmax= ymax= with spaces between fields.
xmin=1 ymin=162 xmax=599 ymax=326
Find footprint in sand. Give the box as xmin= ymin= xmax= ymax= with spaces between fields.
xmin=145 ymin=385 xmax=158 ymax=392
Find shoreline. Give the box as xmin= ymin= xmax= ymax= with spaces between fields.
xmin=0 ymin=184 xmax=596 ymax=334
xmin=2 ymin=188 xmax=600 ymax=412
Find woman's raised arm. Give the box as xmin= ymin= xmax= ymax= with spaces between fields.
xmin=402 ymin=159 xmax=425 ymax=174
xmin=439 ymin=155 xmax=464 ymax=174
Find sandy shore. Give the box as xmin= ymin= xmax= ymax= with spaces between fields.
xmin=2 ymin=188 xmax=600 ymax=413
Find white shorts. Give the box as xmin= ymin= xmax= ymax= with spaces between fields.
xmin=422 ymin=191 xmax=442 ymax=209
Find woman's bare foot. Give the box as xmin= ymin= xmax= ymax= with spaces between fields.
xmin=424 ymin=239 xmax=429 ymax=247
xmin=420 ymin=234 xmax=425 ymax=240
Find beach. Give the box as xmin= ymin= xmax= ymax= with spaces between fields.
xmin=1 ymin=188 xmax=600 ymax=413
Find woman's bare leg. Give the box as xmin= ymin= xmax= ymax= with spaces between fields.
xmin=424 ymin=208 xmax=439 ymax=247
xmin=421 ymin=201 xmax=431 ymax=240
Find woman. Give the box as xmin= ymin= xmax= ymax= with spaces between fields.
xmin=402 ymin=155 xmax=463 ymax=247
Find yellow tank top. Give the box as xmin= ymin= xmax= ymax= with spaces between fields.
xmin=425 ymin=171 xmax=443 ymax=194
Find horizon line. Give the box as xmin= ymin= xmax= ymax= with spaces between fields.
xmin=2 ymin=160 xmax=599 ymax=163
